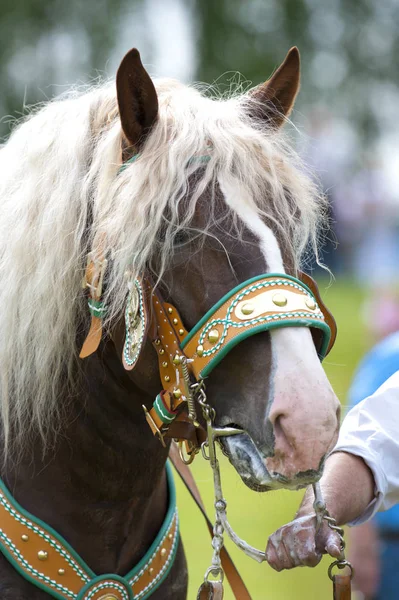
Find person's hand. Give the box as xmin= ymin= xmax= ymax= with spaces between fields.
xmin=266 ymin=514 xmax=342 ymax=571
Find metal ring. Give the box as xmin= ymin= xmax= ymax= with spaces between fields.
xmin=201 ymin=441 xmax=210 ymax=461
xmin=204 ymin=566 xmax=224 ymax=583
xmin=327 ymin=559 xmax=355 ymax=581
xmin=178 ymin=441 xmax=197 ymax=465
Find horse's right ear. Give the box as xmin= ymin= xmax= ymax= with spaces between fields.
xmin=116 ymin=48 xmax=159 ymax=148
xmin=249 ymin=47 xmax=300 ymax=128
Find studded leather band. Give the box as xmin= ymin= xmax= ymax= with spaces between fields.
xmin=0 ymin=465 xmax=178 ymax=600
xmin=145 ymin=273 xmax=335 ymax=444
xmin=180 ymin=273 xmax=331 ymax=379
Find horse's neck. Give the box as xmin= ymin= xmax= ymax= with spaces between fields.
xmin=3 ymin=339 xmax=169 ymax=575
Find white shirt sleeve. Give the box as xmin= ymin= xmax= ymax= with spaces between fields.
xmin=333 ymin=369 xmax=399 ymax=525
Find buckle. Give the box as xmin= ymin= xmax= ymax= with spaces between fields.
xmin=142 ymin=405 xmax=167 ymax=448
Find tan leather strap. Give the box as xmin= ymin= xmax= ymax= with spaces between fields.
xmin=169 ymin=443 xmax=252 ymax=600
xmin=299 ymin=271 xmax=337 ymax=355
xmin=147 ymin=273 xmax=334 ymax=447
xmin=180 ymin=274 xmax=331 ymax=380
xmin=0 ymin=470 xmax=179 ymax=600
xmin=80 ymin=255 xmax=108 ymax=359
xmin=197 ymin=581 xmax=224 ymax=600
xmin=333 ymin=573 xmax=351 ymax=599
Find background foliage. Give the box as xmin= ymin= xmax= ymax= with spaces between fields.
xmin=2 ymin=0 xmax=399 ymax=144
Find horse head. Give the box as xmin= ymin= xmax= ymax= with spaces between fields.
xmin=99 ymin=47 xmax=340 ymax=492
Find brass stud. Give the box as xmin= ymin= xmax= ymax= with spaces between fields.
xmin=305 ymin=298 xmax=316 ymax=310
xmin=172 ymin=353 xmax=182 ymax=365
xmin=101 ymin=596 xmax=118 ymax=600
xmin=178 ymin=329 xmax=184 ymax=336
xmin=159 ymin=348 xmax=165 ymax=355
xmin=173 ymin=318 xmax=179 ymax=325
xmin=58 ymin=568 xmax=65 ymax=576
xmin=155 ymin=339 xmax=161 ymax=345
xmin=164 ymin=375 xmax=170 ymax=382
xmin=173 ymin=389 xmax=182 ymax=399
xmin=168 ymin=307 xmax=173 ymax=314
xmin=241 ymin=302 xmax=254 ymax=315
xmin=196 ymin=344 xmax=204 ymax=357
xmin=38 ymin=550 xmax=48 ymax=561
xmin=160 ymin=548 xmax=167 ymax=558
xmin=168 ymin=533 xmax=173 ymax=540
xmin=162 ymin=361 xmax=168 ymax=368
xmin=148 ymin=567 xmax=154 ymax=575
xmin=21 ymin=534 xmax=29 ymax=542
xmin=272 ymin=292 xmax=287 ymax=307
xmin=208 ymin=329 xmax=220 ymax=344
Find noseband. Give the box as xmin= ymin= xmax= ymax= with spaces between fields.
xmin=81 ymin=263 xmax=336 ymax=457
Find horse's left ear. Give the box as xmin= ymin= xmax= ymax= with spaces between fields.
xmin=249 ymin=47 xmax=300 ymax=128
xmin=116 ymin=48 xmax=159 ymax=148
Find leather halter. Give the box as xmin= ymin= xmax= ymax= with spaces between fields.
xmin=79 ymin=260 xmax=337 ymax=451
xmin=0 ymin=465 xmax=178 ymax=600
xmin=143 ymin=272 xmax=336 ymax=449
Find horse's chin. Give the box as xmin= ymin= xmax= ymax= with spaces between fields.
xmin=219 ymin=432 xmax=321 ymax=492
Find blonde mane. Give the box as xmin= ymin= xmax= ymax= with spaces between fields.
xmin=0 ymin=78 xmax=326 ymax=452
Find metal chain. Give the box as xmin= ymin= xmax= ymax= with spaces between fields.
xmin=312 ymin=483 xmax=355 ymax=582
xmin=195 ymin=383 xmax=225 ymax=583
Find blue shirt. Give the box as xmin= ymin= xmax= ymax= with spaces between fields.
xmin=348 ymin=331 xmax=399 ymax=532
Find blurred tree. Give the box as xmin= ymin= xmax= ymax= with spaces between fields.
xmin=0 ymin=0 xmax=147 ymax=138
xmin=194 ymin=0 xmax=399 ymax=143
xmin=2 ymin=0 xmax=399 ymax=145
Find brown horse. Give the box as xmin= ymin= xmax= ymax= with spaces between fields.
xmin=0 ymin=47 xmax=339 ymax=598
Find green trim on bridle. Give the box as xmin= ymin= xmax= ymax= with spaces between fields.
xmin=118 ymin=154 xmax=211 ymax=174
xmin=200 ymin=317 xmax=329 ymax=378
xmin=153 ymin=394 xmax=176 ymax=425
xmin=118 ymin=154 xmax=140 ymax=173
xmin=181 ymin=273 xmax=331 ymax=379
xmin=87 ymin=299 xmax=106 ymax=319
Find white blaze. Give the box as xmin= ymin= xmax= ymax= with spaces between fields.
xmin=219 ymin=174 xmax=337 ymax=477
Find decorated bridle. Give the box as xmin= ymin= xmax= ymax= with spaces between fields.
xmin=80 ymin=259 xmax=337 ymax=456
xmin=79 ymin=168 xmax=355 ymax=598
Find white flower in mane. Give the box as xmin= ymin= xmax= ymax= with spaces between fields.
xmin=0 ymin=77 xmax=326 ymax=454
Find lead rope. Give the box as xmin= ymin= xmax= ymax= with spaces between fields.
xmin=312 ymin=483 xmax=354 ymax=599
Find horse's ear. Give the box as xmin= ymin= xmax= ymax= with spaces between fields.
xmin=116 ymin=48 xmax=159 ymax=148
xmin=249 ymin=47 xmax=300 ymax=128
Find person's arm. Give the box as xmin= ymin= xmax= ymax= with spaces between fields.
xmin=266 ymin=452 xmax=374 ymax=570
xmin=297 ymin=451 xmax=375 ymax=523
xmin=266 ymin=370 xmax=399 ymax=571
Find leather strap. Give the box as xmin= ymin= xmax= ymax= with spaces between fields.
xmin=197 ymin=581 xmax=224 ymax=600
xmin=147 ymin=273 xmax=334 ymax=447
xmin=0 ymin=467 xmax=179 ymax=600
xmin=299 ymin=272 xmax=337 ymax=355
xmin=80 ymin=255 xmax=108 ymax=359
xmin=169 ymin=443 xmax=252 ymax=600
xmin=333 ymin=573 xmax=351 ymax=600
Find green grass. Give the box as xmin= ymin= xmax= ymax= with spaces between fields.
xmin=173 ymin=279 xmax=367 ymax=599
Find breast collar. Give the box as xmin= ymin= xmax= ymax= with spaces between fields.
xmin=0 ymin=464 xmax=178 ymax=600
